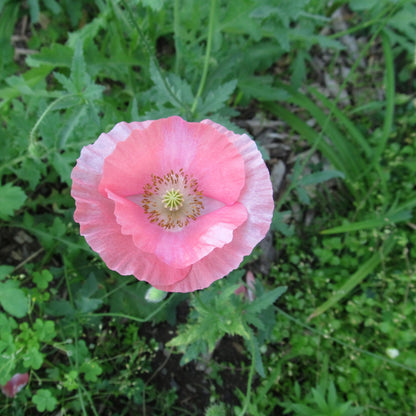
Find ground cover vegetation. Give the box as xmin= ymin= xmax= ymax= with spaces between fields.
xmin=0 ymin=0 xmax=415 ymax=414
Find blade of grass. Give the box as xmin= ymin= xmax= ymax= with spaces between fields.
xmin=321 ymin=209 xmax=412 ymax=234
xmin=277 ymin=83 xmax=366 ymax=180
xmin=308 ymin=235 xmax=396 ymax=320
xmin=264 ymin=103 xmax=345 ymax=172
xmin=191 ymin=0 xmax=217 ymax=115
xmin=376 ymin=33 xmax=395 ymax=143
xmin=264 ymin=102 xmax=359 ymax=199
xmin=307 ymin=86 xmax=373 ymax=159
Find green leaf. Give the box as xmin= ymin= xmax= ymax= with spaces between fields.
xmin=139 ymin=0 xmax=165 ymax=11
xmin=321 ymin=209 xmax=412 ymax=234
xmin=80 ymin=359 xmax=103 ymax=382
xmin=33 ymin=270 xmax=53 ymax=290
xmin=239 ymin=76 xmax=288 ymax=102
xmin=0 ymin=66 xmax=52 ymax=103
xmin=71 ymin=41 xmax=87 ymax=93
xmin=32 ymin=389 xmax=58 ymax=412
xmin=0 ymin=183 xmax=26 ymax=220
xmin=53 ymin=72 xmax=74 ymax=93
xmin=27 ymin=0 xmax=40 ymax=23
xmin=298 ymin=170 xmax=345 ymax=186
xmin=198 ymin=79 xmax=237 ymax=115
xmin=43 ymin=0 xmax=62 ymax=14
xmin=246 ymin=286 xmax=287 ymax=315
xmin=26 ymin=43 xmax=73 ymax=68
xmin=0 ymin=265 xmax=14 ymax=281
xmin=33 ymin=319 xmax=56 ymax=342
xmin=75 ymin=296 xmax=102 ymax=313
xmin=349 ymin=0 xmax=378 ymax=11
xmin=75 ymin=275 xmax=103 ymax=313
xmin=45 ymin=300 xmax=74 ymax=317
xmin=312 ymin=386 xmax=328 ymax=411
xmin=63 ymin=370 xmax=79 ymax=391
xmin=252 ymin=336 xmax=265 ymax=377
xmin=0 ymin=280 xmax=29 ymax=318
xmin=22 ymin=345 xmax=44 ymax=369
xmin=308 ymin=236 xmax=396 ymax=320
xmin=148 ymin=59 xmax=184 ymax=109
xmin=205 ymin=403 xmax=227 ymax=416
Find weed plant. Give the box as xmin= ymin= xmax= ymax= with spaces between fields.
xmin=0 ymin=0 xmax=415 ymax=415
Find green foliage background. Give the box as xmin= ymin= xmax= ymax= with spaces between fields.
xmin=0 ymin=0 xmax=415 ymax=415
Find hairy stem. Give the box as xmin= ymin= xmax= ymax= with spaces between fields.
xmin=239 ymin=333 xmax=256 ymax=416
xmin=191 ymin=0 xmax=216 ymax=115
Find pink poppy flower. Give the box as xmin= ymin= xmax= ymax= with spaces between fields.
xmin=71 ymin=116 xmax=273 ymax=292
xmin=1 ymin=373 xmax=29 ymax=398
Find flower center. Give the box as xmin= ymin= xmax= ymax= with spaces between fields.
xmin=141 ymin=169 xmax=204 ymax=230
xmin=162 ymin=189 xmax=184 ymax=211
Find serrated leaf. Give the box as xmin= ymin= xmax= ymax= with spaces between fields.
xmin=148 ymin=60 xmax=184 ymax=108
xmin=26 ymin=44 xmax=73 ymax=68
xmin=246 ymin=286 xmax=287 ymax=315
xmin=298 ymin=169 xmax=345 ymax=186
xmin=16 ymin=158 xmax=44 ymax=190
xmin=327 ymin=381 xmax=337 ymax=407
xmin=251 ymin=336 xmax=265 ymax=377
xmin=51 ymin=151 xmax=78 ymax=185
xmin=312 ymin=386 xmax=328 ymax=411
xmin=5 ymin=75 xmax=34 ymax=95
xmin=0 ymin=183 xmax=26 ymax=220
xmin=166 ymin=73 xmax=194 ymax=106
xmin=67 ymin=15 xmax=106 ymax=48
xmin=198 ymin=79 xmax=237 ymax=114
xmin=239 ymin=76 xmax=288 ymax=102
xmin=54 ymin=72 xmax=75 ymax=93
xmin=82 ymin=82 xmax=105 ymax=101
xmin=0 ymin=280 xmax=28 ymax=318
xmin=71 ymin=41 xmax=88 ymax=93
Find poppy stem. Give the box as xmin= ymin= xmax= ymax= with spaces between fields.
xmin=173 ymin=0 xmax=183 ymax=74
xmin=239 ymin=332 xmax=256 ymax=416
xmin=29 ymin=93 xmax=76 ymax=153
xmin=191 ymin=0 xmax=217 ymax=116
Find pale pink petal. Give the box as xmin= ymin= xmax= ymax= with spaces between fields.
xmin=155 ymin=120 xmax=274 ymax=292
xmin=71 ymin=120 xmax=190 ymax=287
xmin=99 ymin=116 xmax=246 ymax=205
xmin=1 ymin=373 xmax=29 ymax=398
xmin=107 ymin=189 xmax=248 ymax=268
xmin=201 ymin=119 xmax=274 ymax=248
